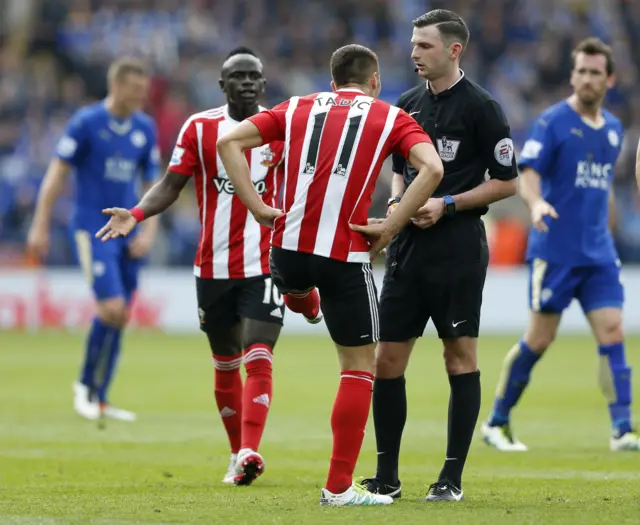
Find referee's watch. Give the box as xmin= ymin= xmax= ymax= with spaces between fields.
xmin=443 ymin=194 xmax=456 ymax=217
xmin=387 ymin=196 xmax=401 ymax=208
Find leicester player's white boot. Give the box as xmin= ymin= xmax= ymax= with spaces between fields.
xmin=103 ymin=404 xmax=137 ymax=422
xmin=73 ymin=381 xmax=100 ymax=420
xmin=319 ymin=483 xmax=394 ymax=506
xmin=610 ymin=431 xmax=640 ymax=451
xmin=481 ymin=420 xmax=528 ymax=451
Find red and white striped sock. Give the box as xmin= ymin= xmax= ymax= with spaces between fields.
xmin=325 ymin=370 xmax=374 ymax=494
xmin=213 ymin=354 xmax=244 ymax=454
xmin=241 ymin=344 xmax=274 ymax=451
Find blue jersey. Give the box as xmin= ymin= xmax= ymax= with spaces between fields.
xmin=56 ymin=100 xmax=160 ymax=230
xmin=519 ymin=101 xmax=623 ymax=266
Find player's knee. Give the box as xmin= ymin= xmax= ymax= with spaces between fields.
xmin=97 ymin=298 xmax=128 ymax=328
xmin=338 ymin=343 xmax=376 ymax=374
xmin=596 ymin=320 xmax=624 ymax=346
xmin=375 ymin=343 xmax=411 ymax=378
xmin=442 ymin=338 xmax=477 ymax=375
xmin=206 ymin=331 xmax=241 ymax=357
xmin=522 ymin=332 xmax=554 ymax=354
xmin=443 ymin=351 xmax=477 ymax=375
xmin=242 ymin=319 xmax=281 ymax=350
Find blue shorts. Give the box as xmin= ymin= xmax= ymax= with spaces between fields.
xmin=528 ymin=259 xmax=624 ymax=314
xmin=73 ymin=229 xmax=144 ymax=303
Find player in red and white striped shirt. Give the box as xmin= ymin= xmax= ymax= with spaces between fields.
xmin=217 ymin=44 xmax=444 ymax=506
xmin=96 ymin=48 xmax=289 ymax=486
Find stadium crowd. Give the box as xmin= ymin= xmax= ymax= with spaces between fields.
xmin=1 ymin=0 xmax=639 ymax=266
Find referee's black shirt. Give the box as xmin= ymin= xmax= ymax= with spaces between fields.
xmin=390 ymin=71 xmax=518 ymax=266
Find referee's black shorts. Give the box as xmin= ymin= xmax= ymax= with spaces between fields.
xmin=379 ymin=216 xmax=489 ymax=341
xmin=270 ymin=246 xmax=379 ymax=347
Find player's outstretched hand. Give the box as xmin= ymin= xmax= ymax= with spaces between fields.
xmin=531 ymin=200 xmax=559 ymax=232
xmin=252 ymin=205 xmax=284 ymax=228
xmin=350 ymin=218 xmax=393 ymax=261
xmin=411 ymin=198 xmax=445 ymax=229
xmin=96 ymin=208 xmax=138 ymax=241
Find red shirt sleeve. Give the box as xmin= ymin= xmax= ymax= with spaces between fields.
xmin=168 ymin=118 xmax=200 ymax=176
xmin=249 ymin=100 xmax=290 ymax=144
xmin=388 ymin=108 xmax=432 ymax=159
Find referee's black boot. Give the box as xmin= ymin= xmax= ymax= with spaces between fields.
xmin=425 ymin=479 xmax=464 ymax=502
xmin=360 ymin=477 xmax=402 ymax=499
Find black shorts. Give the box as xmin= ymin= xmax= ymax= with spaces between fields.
xmin=195 ymin=275 xmax=285 ymax=334
xmin=270 ymin=247 xmax=378 ymax=347
xmin=379 ymin=217 xmax=489 ymax=341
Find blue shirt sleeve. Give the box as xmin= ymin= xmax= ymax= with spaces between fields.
xmin=140 ymin=121 xmax=160 ymax=183
xmin=518 ymin=116 xmax=557 ymax=177
xmin=55 ymin=110 xmax=90 ymax=167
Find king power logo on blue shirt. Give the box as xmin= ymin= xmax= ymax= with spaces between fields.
xmin=574 ymin=160 xmax=612 ymax=190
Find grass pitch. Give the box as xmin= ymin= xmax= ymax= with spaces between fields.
xmin=1 ymin=331 xmax=639 ymax=524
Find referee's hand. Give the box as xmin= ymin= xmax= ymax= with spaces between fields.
xmin=350 ymin=218 xmax=392 ymax=261
xmin=530 ymin=199 xmax=559 ymax=232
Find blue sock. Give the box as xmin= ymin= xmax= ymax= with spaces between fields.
xmin=96 ymin=329 xmax=123 ymax=404
xmin=80 ymin=318 xmax=114 ymax=390
xmin=489 ymin=340 xmax=542 ymax=426
xmin=598 ymin=343 xmax=632 ymax=437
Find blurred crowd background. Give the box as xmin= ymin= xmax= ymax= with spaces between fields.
xmin=1 ymin=0 xmax=640 ymax=268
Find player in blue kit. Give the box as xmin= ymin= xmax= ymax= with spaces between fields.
xmin=28 ymin=58 xmax=160 ymax=422
xmin=482 ymin=38 xmax=639 ymax=452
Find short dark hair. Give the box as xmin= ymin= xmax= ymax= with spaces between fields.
xmin=330 ymin=44 xmax=379 ymax=87
xmin=225 ymin=46 xmax=258 ymax=60
xmin=413 ymin=9 xmax=470 ymax=51
xmin=107 ymin=57 xmax=147 ymax=84
xmin=572 ymin=37 xmax=615 ymax=76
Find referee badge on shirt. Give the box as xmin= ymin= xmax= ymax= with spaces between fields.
xmin=436 ymin=136 xmax=461 ymax=162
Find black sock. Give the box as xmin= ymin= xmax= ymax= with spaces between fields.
xmin=373 ymin=376 xmax=407 ymax=484
xmin=439 ymin=371 xmax=481 ymax=489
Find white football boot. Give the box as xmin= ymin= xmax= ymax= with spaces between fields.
xmin=319 ymin=482 xmax=394 ymax=506
xmin=481 ymin=420 xmax=528 ymax=451
xmin=222 ymin=454 xmax=238 ymax=484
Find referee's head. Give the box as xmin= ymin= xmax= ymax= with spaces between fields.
xmin=411 ymin=9 xmax=469 ymax=81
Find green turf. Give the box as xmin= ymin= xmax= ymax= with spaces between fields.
xmin=1 ymin=331 xmax=639 ymax=524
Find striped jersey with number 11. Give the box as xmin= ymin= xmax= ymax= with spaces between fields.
xmin=249 ymin=88 xmax=431 ymax=263
xmin=168 ymin=104 xmax=284 ymax=279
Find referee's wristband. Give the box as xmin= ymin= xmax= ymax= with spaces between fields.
xmin=387 ymin=196 xmax=402 ymax=208
xmin=130 ymin=207 xmax=145 ymax=223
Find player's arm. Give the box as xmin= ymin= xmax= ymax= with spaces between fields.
xmin=635 ymin=137 xmax=640 ymax=191
xmin=451 ymin=100 xmax=518 ymax=212
xmin=217 ymin=105 xmax=288 ymax=227
xmin=28 ymin=113 xmax=88 ymax=259
xmin=388 ymin=94 xmax=410 ymax=209
xmin=384 ymin=141 xmax=444 ymax=234
xmin=96 ymin=120 xmax=196 ymax=241
xmin=351 ymin=112 xmax=443 ymax=257
xmin=608 ymin=187 xmax=616 ymax=232
xmin=387 ymin=152 xmax=406 ymax=216
xmin=128 ymin=129 xmax=162 ymax=258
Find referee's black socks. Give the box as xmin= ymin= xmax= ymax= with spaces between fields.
xmin=373 ymin=375 xmax=407 ymax=485
xmin=439 ymin=370 xmax=481 ymax=489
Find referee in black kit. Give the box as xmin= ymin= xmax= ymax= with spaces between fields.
xmin=360 ymin=10 xmax=518 ymax=501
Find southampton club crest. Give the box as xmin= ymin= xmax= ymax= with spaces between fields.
xmin=436 ymin=136 xmax=461 ymax=162
xmin=260 ymin=145 xmax=277 ymax=167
